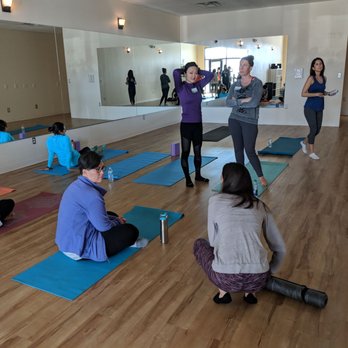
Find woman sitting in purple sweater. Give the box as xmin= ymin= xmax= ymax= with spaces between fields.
xmin=55 ymin=151 xmax=141 ymax=261
xmin=173 ymin=62 xmax=214 ymax=187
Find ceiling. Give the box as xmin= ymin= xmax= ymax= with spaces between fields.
xmin=122 ymin=0 xmax=329 ymax=16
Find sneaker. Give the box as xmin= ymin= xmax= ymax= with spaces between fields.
xmin=213 ymin=292 xmax=232 ymax=304
xmin=309 ymin=153 xmax=320 ymax=160
xmin=130 ymin=237 xmax=149 ymax=248
xmin=300 ymin=141 xmax=307 ymax=154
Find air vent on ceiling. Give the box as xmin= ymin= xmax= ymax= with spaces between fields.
xmin=196 ymin=1 xmax=222 ymax=9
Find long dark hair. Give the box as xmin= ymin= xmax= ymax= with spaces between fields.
xmin=127 ymin=70 xmax=135 ymax=79
xmin=309 ymin=57 xmax=326 ymax=81
xmin=48 ymin=122 xmax=65 ymax=135
xmin=0 ymin=119 xmax=7 ymax=132
xmin=78 ymin=150 xmax=102 ymax=174
xmin=221 ymin=162 xmax=257 ymax=208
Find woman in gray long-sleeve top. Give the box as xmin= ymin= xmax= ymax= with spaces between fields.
xmin=226 ymin=55 xmax=267 ymax=187
xmin=193 ymin=163 xmax=286 ymax=305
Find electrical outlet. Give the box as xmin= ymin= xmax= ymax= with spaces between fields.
xmin=35 ymin=104 xmax=38 ymax=109
xmin=7 ymin=107 xmax=10 ymax=113
xmin=32 ymin=137 xmax=36 ymax=144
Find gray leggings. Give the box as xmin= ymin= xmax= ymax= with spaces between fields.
xmin=304 ymin=108 xmax=323 ymax=144
xmin=228 ymin=117 xmax=263 ymax=177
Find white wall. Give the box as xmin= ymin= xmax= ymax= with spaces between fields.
xmin=182 ymin=0 xmax=348 ymax=127
xmin=0 ymin=0 xmax=180 ymax=42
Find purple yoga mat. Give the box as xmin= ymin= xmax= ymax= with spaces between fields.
xmin=0 ymin=192 xmax=61 ymax=235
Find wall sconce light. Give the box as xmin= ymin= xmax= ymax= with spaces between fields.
xmin=158 ymin=49 xmax=163 ymax=54
xmin=271 ymin=46 xmax=275 ymax=51
xmin=238 ymin=40 xmax=244 ymax=48
xmin=126 ymin=47 xmax=131 ymax=54
xmin=256 ymin=44 xmax=261 ymax=49
xmin=1 ymin=0 xmax=12 ymax=12
xmin=118 ymin=17 xmax=126 ymax=30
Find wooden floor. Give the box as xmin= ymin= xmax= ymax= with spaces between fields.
xmin=0 ymin=118 xmax=347 ymax=347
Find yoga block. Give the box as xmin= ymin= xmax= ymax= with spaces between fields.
xmin=171 ymin=143 xmax=180 ymax=157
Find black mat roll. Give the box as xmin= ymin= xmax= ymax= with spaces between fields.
xmin=265 ymin=276 xmax=328 ymax=309
xmin=202 ymin=126 xmax=230 ymax=142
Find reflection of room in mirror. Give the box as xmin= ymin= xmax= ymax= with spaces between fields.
xmin=0 ymin=21 xmax=70 ymax=136
xmin=198 ymin=35 xmax=287 ymax=107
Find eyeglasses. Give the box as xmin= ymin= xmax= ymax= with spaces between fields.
xmin=94 ymin=165 xmax=105 ymax=173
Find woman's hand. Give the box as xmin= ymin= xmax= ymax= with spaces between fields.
xmin=117 ymin=216 xmax=127 ymax=224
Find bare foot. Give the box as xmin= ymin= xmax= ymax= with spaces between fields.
xmin=259 ymin=176 xmax=268 ymax=187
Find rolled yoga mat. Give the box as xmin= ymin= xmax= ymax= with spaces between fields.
xmin=265 ymin=276 xmax=328 ymax=309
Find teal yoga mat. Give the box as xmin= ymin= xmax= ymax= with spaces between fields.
xmin=258 ymin=137 xmax=304 ymax=156
xmin=12 ymin=206 xmax=184 ymax=301
xmin=9 ymin=124 xmax=48 ymax=135
xmin=104 ymin=152 xmax=169 ymax=180
xmin=213 ymin=161 xmax=288 ymax=196
xmin=133 ymin=155 xmax=217 ymax=186
xmin=34 ymin=165 xmax=71 ymax=176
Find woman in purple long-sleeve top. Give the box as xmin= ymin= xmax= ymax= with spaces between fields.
xmin=173 ymin=62 xmax=214 ymax=187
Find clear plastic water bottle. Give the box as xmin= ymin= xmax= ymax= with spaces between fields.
xmin=159 ymin=212 xmax=169 ymax=244
xmin=253 ymin=179 xmax=258 ymax=197
xmin=107 ymin=167 xmax=114 ymax=183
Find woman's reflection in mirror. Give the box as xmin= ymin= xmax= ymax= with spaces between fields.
xmin=0 ymin=120 xmax=14 ymax=144
xmin=126 ymin=70 xmax=137 ymax=106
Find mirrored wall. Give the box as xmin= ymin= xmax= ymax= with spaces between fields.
xmin=0 ymin=18 xmax=287 ymax=147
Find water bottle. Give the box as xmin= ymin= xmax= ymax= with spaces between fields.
xmin=21 ymin=125 xmax=26 ymax=138
xmin=253 ymin=179 xmax=258 ymax=197
xmin=107 ymin=167 xmax=114 ymax=183
xmin=160 ymin=212 xmax=169 ymax=244
xmin=267 ymin=138 xmax=273 ymax=148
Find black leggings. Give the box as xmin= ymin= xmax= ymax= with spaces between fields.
xmin=180 ymin=122 xmax=203 ymax=179
xmin=160 ymin=87 xmax=170 ymax=105
xmin=228 ymin=118 xmax=263 ymax=177
xmin=101 ymin=212 xmax=139 ymax=257
xmin=0 ymin=199 xmax=15 ymax=224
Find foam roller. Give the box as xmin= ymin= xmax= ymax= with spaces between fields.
xmin=265 ymin=276 xmax=328 ymax=309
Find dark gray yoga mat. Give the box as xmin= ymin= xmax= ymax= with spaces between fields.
xmin=203 ymin=126 xmax=230 ymax=142
xmin=265 ymin=276 xmax=328 ymax=309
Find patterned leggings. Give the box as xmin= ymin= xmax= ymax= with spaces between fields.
xmin=193 ymin=238 xmax=270 ymax=293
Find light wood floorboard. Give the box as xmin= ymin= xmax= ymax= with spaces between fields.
xmin=0 ymin=118 xmax=347 ymax=347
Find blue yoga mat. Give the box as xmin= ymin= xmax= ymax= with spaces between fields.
xmin=213 ymin=161 xmax=288 ymax=196
xmin=104 ymin=152 xmax=169 ymax=180
xmin=34 ymin=165 xmax=71 ymax=176
xmin=102 ymin=148 xmax=128 ymax=161
xmin=133 ymin=155 xmax=217 ymax=186
xmin=12 ymin=205 xmax=184 ymax=301
xmin=10 ymin=124 xmax=48 ymax=135
xmin=258 ymin=137 xmax=304 ymax=156
xmin=124 ymin=206 xmax=184 ymax=240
